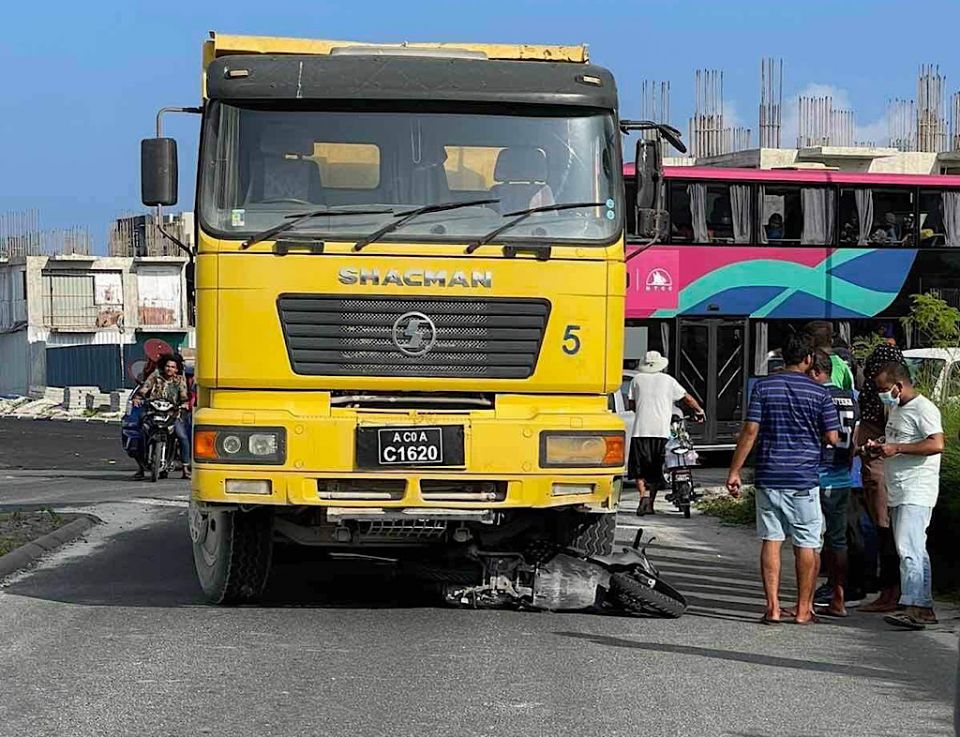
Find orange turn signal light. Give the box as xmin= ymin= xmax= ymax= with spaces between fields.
xmin=194 ymin=429 xmax=219 ymax=460
xmin=603 ymin=435 xmax=625 ymax=465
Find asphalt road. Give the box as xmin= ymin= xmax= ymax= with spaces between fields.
xmin=0 ymin=422 xmax=957 ymax=736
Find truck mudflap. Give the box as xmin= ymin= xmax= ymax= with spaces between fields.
xmin=436 ymin=532 xmax=687 ymax=618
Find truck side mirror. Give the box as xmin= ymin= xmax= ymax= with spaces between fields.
xmin=141 ymin=138 xmax=179 ymax=207
xmin=633 ymin=138 xmax=668 ymax=239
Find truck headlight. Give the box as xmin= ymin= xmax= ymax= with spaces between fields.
xmin=540 ymin=432 xmax=625 ymax=468
xmin=193 ymin=426 xmax=286 ymax=465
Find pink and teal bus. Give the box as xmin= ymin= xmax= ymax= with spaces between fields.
xmin=624 ymin=165 xmax=960 ymax=448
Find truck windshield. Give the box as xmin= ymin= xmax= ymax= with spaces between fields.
xmin=199 ymin=102 xmax=621 ymax=245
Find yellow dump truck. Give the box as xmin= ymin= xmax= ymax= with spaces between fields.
xmin=141 ymin=33 xmax=645 ymax=604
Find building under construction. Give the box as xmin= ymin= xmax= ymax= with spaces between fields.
xmin=0 ymin=211 xmax=192 ymax=395
xmin=640 ymin=59 xmax=960 ymax=175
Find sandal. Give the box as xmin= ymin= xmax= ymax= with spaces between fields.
xmin=884 ymin=612 xmax=926 ymax=630
xmin=819 ymin=608 xmax=849 ymax=618
xmin=759 ymin=613 xmax=781 ymax=625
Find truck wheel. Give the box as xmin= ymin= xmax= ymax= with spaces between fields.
xmin=610 ymin=571 xmax=687 ymax=618
xmin=190 ymin=503 xmax=273 ymax=605
xmin=568 ymin=512 xmax=615 ymax=556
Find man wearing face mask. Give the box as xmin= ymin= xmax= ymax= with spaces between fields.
xmin=858 ymin=342 xmax=906 ymax=613
xmin=865 ymin=362 xmax=944 ymax=630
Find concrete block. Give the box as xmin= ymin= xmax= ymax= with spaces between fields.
xmin=63 ymin=386 xmax=99 ymax=410
xmin=110 ymin=389 xmax=133 ymax=413
xmin=43 ymin=387 xmax=65 ymax=404
xmin=85 ymin=392 xmax=112 ymax=412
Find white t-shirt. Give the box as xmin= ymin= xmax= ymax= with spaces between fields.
xmin=884 ymin=394 xmax=943 ymax=508
xmin=628 ymin=372 xmax=687 ymax=438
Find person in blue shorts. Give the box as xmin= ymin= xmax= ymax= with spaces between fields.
xmin=727 ymin=335 xmax=840 ymax=625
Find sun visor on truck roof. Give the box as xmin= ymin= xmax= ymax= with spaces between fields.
xmin=206 ymin=54 xmax=617 ymax=109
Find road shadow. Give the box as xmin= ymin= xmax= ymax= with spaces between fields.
xmin=3 ymin=508 xmax=458 ymax=609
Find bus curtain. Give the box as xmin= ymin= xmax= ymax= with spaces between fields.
xmin=688 ymin=183 xmax=709 ymax=243
xmin=730 ymin=185 xmax=751 ymax=243
xmin=855 ymin=189 xmax=873 ymax=245
xmin=943 ymin=191 xmax=960 ymax=247
xmin=801 ymin=188 xmax=836 ymax=245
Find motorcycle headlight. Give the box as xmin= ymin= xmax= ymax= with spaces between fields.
xmin=540 ymin=432 xmax=625 ymax=468
xmin=193 ymin=426 xmax=286 ymax=465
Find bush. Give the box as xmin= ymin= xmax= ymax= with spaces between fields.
xmin=697 ymin=487 xmax=756 ymax=526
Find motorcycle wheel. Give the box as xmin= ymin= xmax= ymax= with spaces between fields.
xmin=677 ymin=481 xmax=693 ymax=519
xmin=610 ymin=571 xmax=687 ymax=618
xmin=190 ymin=503 xmax=273 ymax=605
xmin=150 ymin=441 xmax=162 ymax=483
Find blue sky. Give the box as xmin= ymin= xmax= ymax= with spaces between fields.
xmin=2 ymin=0 xmax=960 ymax=246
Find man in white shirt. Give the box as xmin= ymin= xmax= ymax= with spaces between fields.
xmin=628 ymin=351 xmax=704 ymax=515
xmin=865 ymin=362 xmax=944 ymax=630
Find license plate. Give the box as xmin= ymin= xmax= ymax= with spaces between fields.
xmin=356 ymin=425 xmax=465 ymax=468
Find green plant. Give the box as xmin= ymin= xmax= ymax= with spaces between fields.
xmin=901 ymin=292 xmax=960 ymax=348
xmin=696 ymin=487 xmax=756 ymax=526
xmin=851 ymin=332 xmax=887 ymax=361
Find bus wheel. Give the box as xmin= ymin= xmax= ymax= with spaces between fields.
xmin=567 ymin=511 xmax=615 ymax=556
xmin=190 ymin=503 xmax=273 ymax=604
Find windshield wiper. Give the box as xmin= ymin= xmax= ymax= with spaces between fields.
xmin=464 ymin=202 xmax=607 ymax=254
xmin=352 ymin=199 xmax=499 ymax=252
xmin=241 ymin=206 xmax=398 ymax=249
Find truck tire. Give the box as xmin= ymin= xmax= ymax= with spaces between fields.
xmin=190 ymin=504 xmax=273 ymax=605
xmin=610 ymin=571 xmax=686 ymax=618
xmin=568 ymin=512 xmax=616 ymax=556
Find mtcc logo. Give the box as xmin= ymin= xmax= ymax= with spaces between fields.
xmin=391 ymin=312 xmax=438 ymax=356
xmin=645 ymin=267 xmax=673 ymax=293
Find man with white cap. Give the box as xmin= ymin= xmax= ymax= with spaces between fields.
xmin=628 ymin=350 xmax=705 ymax=515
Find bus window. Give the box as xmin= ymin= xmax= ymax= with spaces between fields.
xmin=760 ymin=185 xmax=801 ymax=244
xmin=671 ymin=181 xmax=751 ymax=244
xmin=839 ymin=188 xmax=915 ymax=246
xmin=919 ymin=189 xmax=955 ymax=247
xmin=760 ymin=185 xmax=835 ymax=246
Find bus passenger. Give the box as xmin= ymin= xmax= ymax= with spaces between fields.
xmin=765 ymin=213 xmax=784 ymax=242
xmin=884 ymin=212 xmax=899 ymax=242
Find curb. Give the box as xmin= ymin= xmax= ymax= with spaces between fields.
xmin=0 ymin=514 xmax=101 ymax=580
xmin=3 ymin=415 xmax=120 ymax=425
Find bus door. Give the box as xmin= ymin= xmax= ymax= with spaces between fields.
xmin=676 ymin=318 xmax=747 ymax=449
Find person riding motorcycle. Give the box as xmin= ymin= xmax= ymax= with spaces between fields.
xmin=132 ymin=353 xmax=191 ymax=480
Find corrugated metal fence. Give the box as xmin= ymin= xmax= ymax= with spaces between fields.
xmin=46 ymin=345 xmax=125 ymax=391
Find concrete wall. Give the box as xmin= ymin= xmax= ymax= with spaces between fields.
xmin=678 ymin=147 xmax=948 ymax=175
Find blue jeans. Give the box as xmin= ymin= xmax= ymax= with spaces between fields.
xmin=174 ymin=417 xmax=191 ymax=468
xmin=891 ymin=504 xmax=934 ymax=608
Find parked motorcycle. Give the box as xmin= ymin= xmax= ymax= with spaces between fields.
xmin=140 ymin=397 xmax=181 ymax=482
xmin=663 ymin=413 xmax=701 ymax=518
xmin=436 ymin=530 xmax=687 ymax=618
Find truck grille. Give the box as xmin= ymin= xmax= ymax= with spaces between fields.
xmin=277 ymin=295 xmax=550 ymax=379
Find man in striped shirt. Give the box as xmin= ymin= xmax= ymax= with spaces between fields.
xmin=727 ymin=335 xmax=840 ymax=625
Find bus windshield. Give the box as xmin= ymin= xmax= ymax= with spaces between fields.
xmin=199 ymin=102 xmax=621 ymax=245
